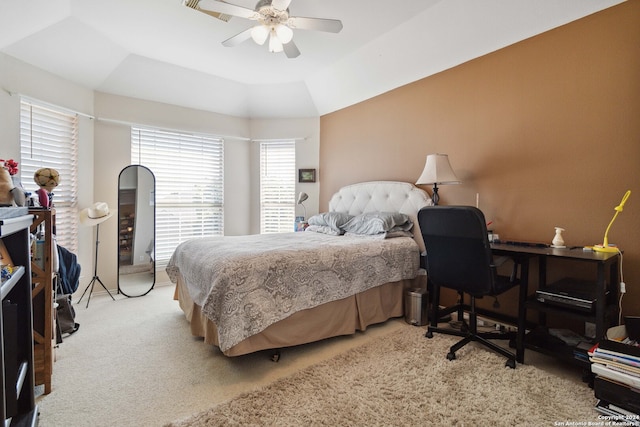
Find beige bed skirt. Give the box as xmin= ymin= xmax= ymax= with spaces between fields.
xmin=174 ymin=274 xmax=422 ymax=356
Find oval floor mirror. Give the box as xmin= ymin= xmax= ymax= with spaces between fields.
xmin=118 ymin=165 xmax=155 ymax=297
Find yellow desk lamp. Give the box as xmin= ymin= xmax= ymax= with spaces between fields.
xmin=593 ymin=190 xmax=631 ymax=253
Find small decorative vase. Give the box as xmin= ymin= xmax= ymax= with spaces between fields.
xmin=10 ymin=188 xmax=25 ymax=207
xmin=551 ymin=227 xmax=566 ymax=248
xmin=11 ymin=175 xmax=21 ymax=188
xmin=10 ymin=176 xmax=26 ymax=207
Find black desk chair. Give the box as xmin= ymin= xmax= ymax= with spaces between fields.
xmin=418 ymin=206 xmax=524 ymax=368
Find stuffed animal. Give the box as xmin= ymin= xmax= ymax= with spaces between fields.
xmin=0 ymin=167 xmax=14 ymax=206
xmin=0 ymin=167 xmax=26 ymax=207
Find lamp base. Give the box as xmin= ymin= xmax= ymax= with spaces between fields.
xmin=593 ymin=244 xmax=620 ymax=253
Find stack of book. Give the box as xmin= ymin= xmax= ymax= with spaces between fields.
xmin=589 ymin=336 xmax=640 ymax=425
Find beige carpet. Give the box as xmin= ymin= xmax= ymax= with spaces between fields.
xmin=36 ymin=285 xmax=413 ymax=426
xmin=36 ymin=285 xmax=597 ymax=426
xmin=167 ymin=328 xmax=598 ymax=427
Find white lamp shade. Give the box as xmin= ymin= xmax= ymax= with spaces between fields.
xmin=275 ymin=24 xmax=293 ymax=44
xmin=251 ymin=25 xmax=269 ymax=45
xmin=416 ymin=154 xmax=460 ymax=185
xmin=297 ymin=192 xmax=308 ymax=204
xmin=268 ymin=31 xmax=284 ymax=52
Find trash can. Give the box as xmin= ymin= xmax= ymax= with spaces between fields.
xmin=404 ymin=287 xmax=429 ymax=326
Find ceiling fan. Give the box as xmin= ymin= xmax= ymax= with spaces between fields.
xmin=185 ymin=0 xmax=343 ymax=58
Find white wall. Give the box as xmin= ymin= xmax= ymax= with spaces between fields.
xmin=1 ymin=53 xmax=320 ymax=295
xmin=0 ymin=53 xmax=95 ymax=297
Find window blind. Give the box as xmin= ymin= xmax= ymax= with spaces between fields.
xmin=260 ymin=141 xmax=296 ymax=234
xmin=20 ymin=99 xmax=79 ymax=252
xmin=131 ymin=127 xmax=224 ymax=266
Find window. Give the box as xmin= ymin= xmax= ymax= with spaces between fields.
xmin=20 ymin=99 xmax=79 ymax=252
xmin=260 ymin=141 xmax=296 ymax=233
xmin=131 ymin=127 xmax=224 ymax=266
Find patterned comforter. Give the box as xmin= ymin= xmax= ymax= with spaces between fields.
xmin=166 ymin=232 xmax=420 ymax=352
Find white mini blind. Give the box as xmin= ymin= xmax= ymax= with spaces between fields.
xmin=131 ymin=127 xmax=224 ymax=266
xmin=260 ymin=141 xmax=295 ymax=233
xmin=20 ymin=99 xmax=79 ymax=252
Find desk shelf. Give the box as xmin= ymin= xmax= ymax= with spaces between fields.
xmin=491 ymin=243 xmax=620 ymax=372
xmin=525 ymin=296 xmax=618 ymax=324
xmin=524 ymin=327 xmax=592 ymax=370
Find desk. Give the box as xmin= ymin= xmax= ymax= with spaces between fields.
xmin=428 ymin=246 xmax=531 ymax=364
xmin=491 ymin=243 xmax=620 ymax=366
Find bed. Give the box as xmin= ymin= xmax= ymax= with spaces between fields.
xmin=167 ymin=181 xmax=432 ymax=357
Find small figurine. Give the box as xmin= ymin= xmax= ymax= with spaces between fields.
xmin=0 ymin=159 xmax=26 ymax=206
xmin=551 ymin=227 xmax=566 ymax=248
xmin=0 ymin=167 xmax=14 ymax=206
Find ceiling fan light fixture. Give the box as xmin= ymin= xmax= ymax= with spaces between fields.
xmin=251 ymin=25 xmax=269 ymax=45
xmin=195 ymin=0 xmax=343 ymax=58
xmin=268 ymin=30 xmax=283 ymax=52
xmin=275 ymin=24 xmax=293 ymax=44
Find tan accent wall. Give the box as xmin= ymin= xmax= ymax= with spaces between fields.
xmin=320 ymin=2 xmax=640 ymax=318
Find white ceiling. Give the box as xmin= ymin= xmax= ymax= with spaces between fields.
xmin=0 ymin=0 xmax=625 ymax=118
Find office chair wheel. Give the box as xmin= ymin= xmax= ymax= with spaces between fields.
xmin=505 ymin=359 xmax=516 ymax=369
xmin=426 ymin=330 xmax=434 ymax=339
xmin=446 ymin=352 xmax=456 ymax=361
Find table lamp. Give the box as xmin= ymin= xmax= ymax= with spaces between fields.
xmin=297 ymin=192 xmax=308 ymax=219
xmin=593 ymin=190 xmax=631 ymax=253
xmin=416 ymin=154 xmax=460 ymax=205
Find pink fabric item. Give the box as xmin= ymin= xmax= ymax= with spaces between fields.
xmin=36 ymin=188 xmax=49 ymax=207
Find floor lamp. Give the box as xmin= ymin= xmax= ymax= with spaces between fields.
xmin=77 ymin=202 xmax=116 ymax=308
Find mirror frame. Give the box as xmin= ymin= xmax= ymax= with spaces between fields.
xmin=117 ymin=165 xmax=156 ymax=297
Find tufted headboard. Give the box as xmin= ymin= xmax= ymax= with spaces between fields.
xmin=328 ymin=181 xmax=433 ymax=252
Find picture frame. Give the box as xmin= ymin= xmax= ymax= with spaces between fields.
xmin=298 ymin=169 xmax=316 ymax=183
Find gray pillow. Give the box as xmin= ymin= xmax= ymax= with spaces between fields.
xmin=305 ymin=225 xmax=342 ymax=236
xmin=308 ymin=212 xmax=353 ymax=233
xmin=341 ymin=212 xmax=412 ymax=235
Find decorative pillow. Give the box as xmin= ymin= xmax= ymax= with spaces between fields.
xmin=305 ymin=225 xmax=342 ymax=236
xmin=341 ymin=212 xmax=413 ymax=235
xmin=307 ymin=212 xmax=353 ymax=234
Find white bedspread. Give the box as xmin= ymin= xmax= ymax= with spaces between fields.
xmin=166 ymin=232 xmax=419 ymax=352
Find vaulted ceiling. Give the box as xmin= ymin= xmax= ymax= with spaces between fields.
xmin=0 ymin=0 xmax=625 ymax=118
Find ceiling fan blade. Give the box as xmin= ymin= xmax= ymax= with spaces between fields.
xmin=183 ymin=0 xmax=232 ymax=21
xmin=222 ymin=27 xmax=254 ymax=47
xmin=197 ymin=0 xmax=259 ymax=20
xmin=287 ymin=16 xmax=343 ymax=33
xmin=271 ymin=0 xmax=292 ymax=11
xmin=283 ymin=40 xmax=300 ymax=58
